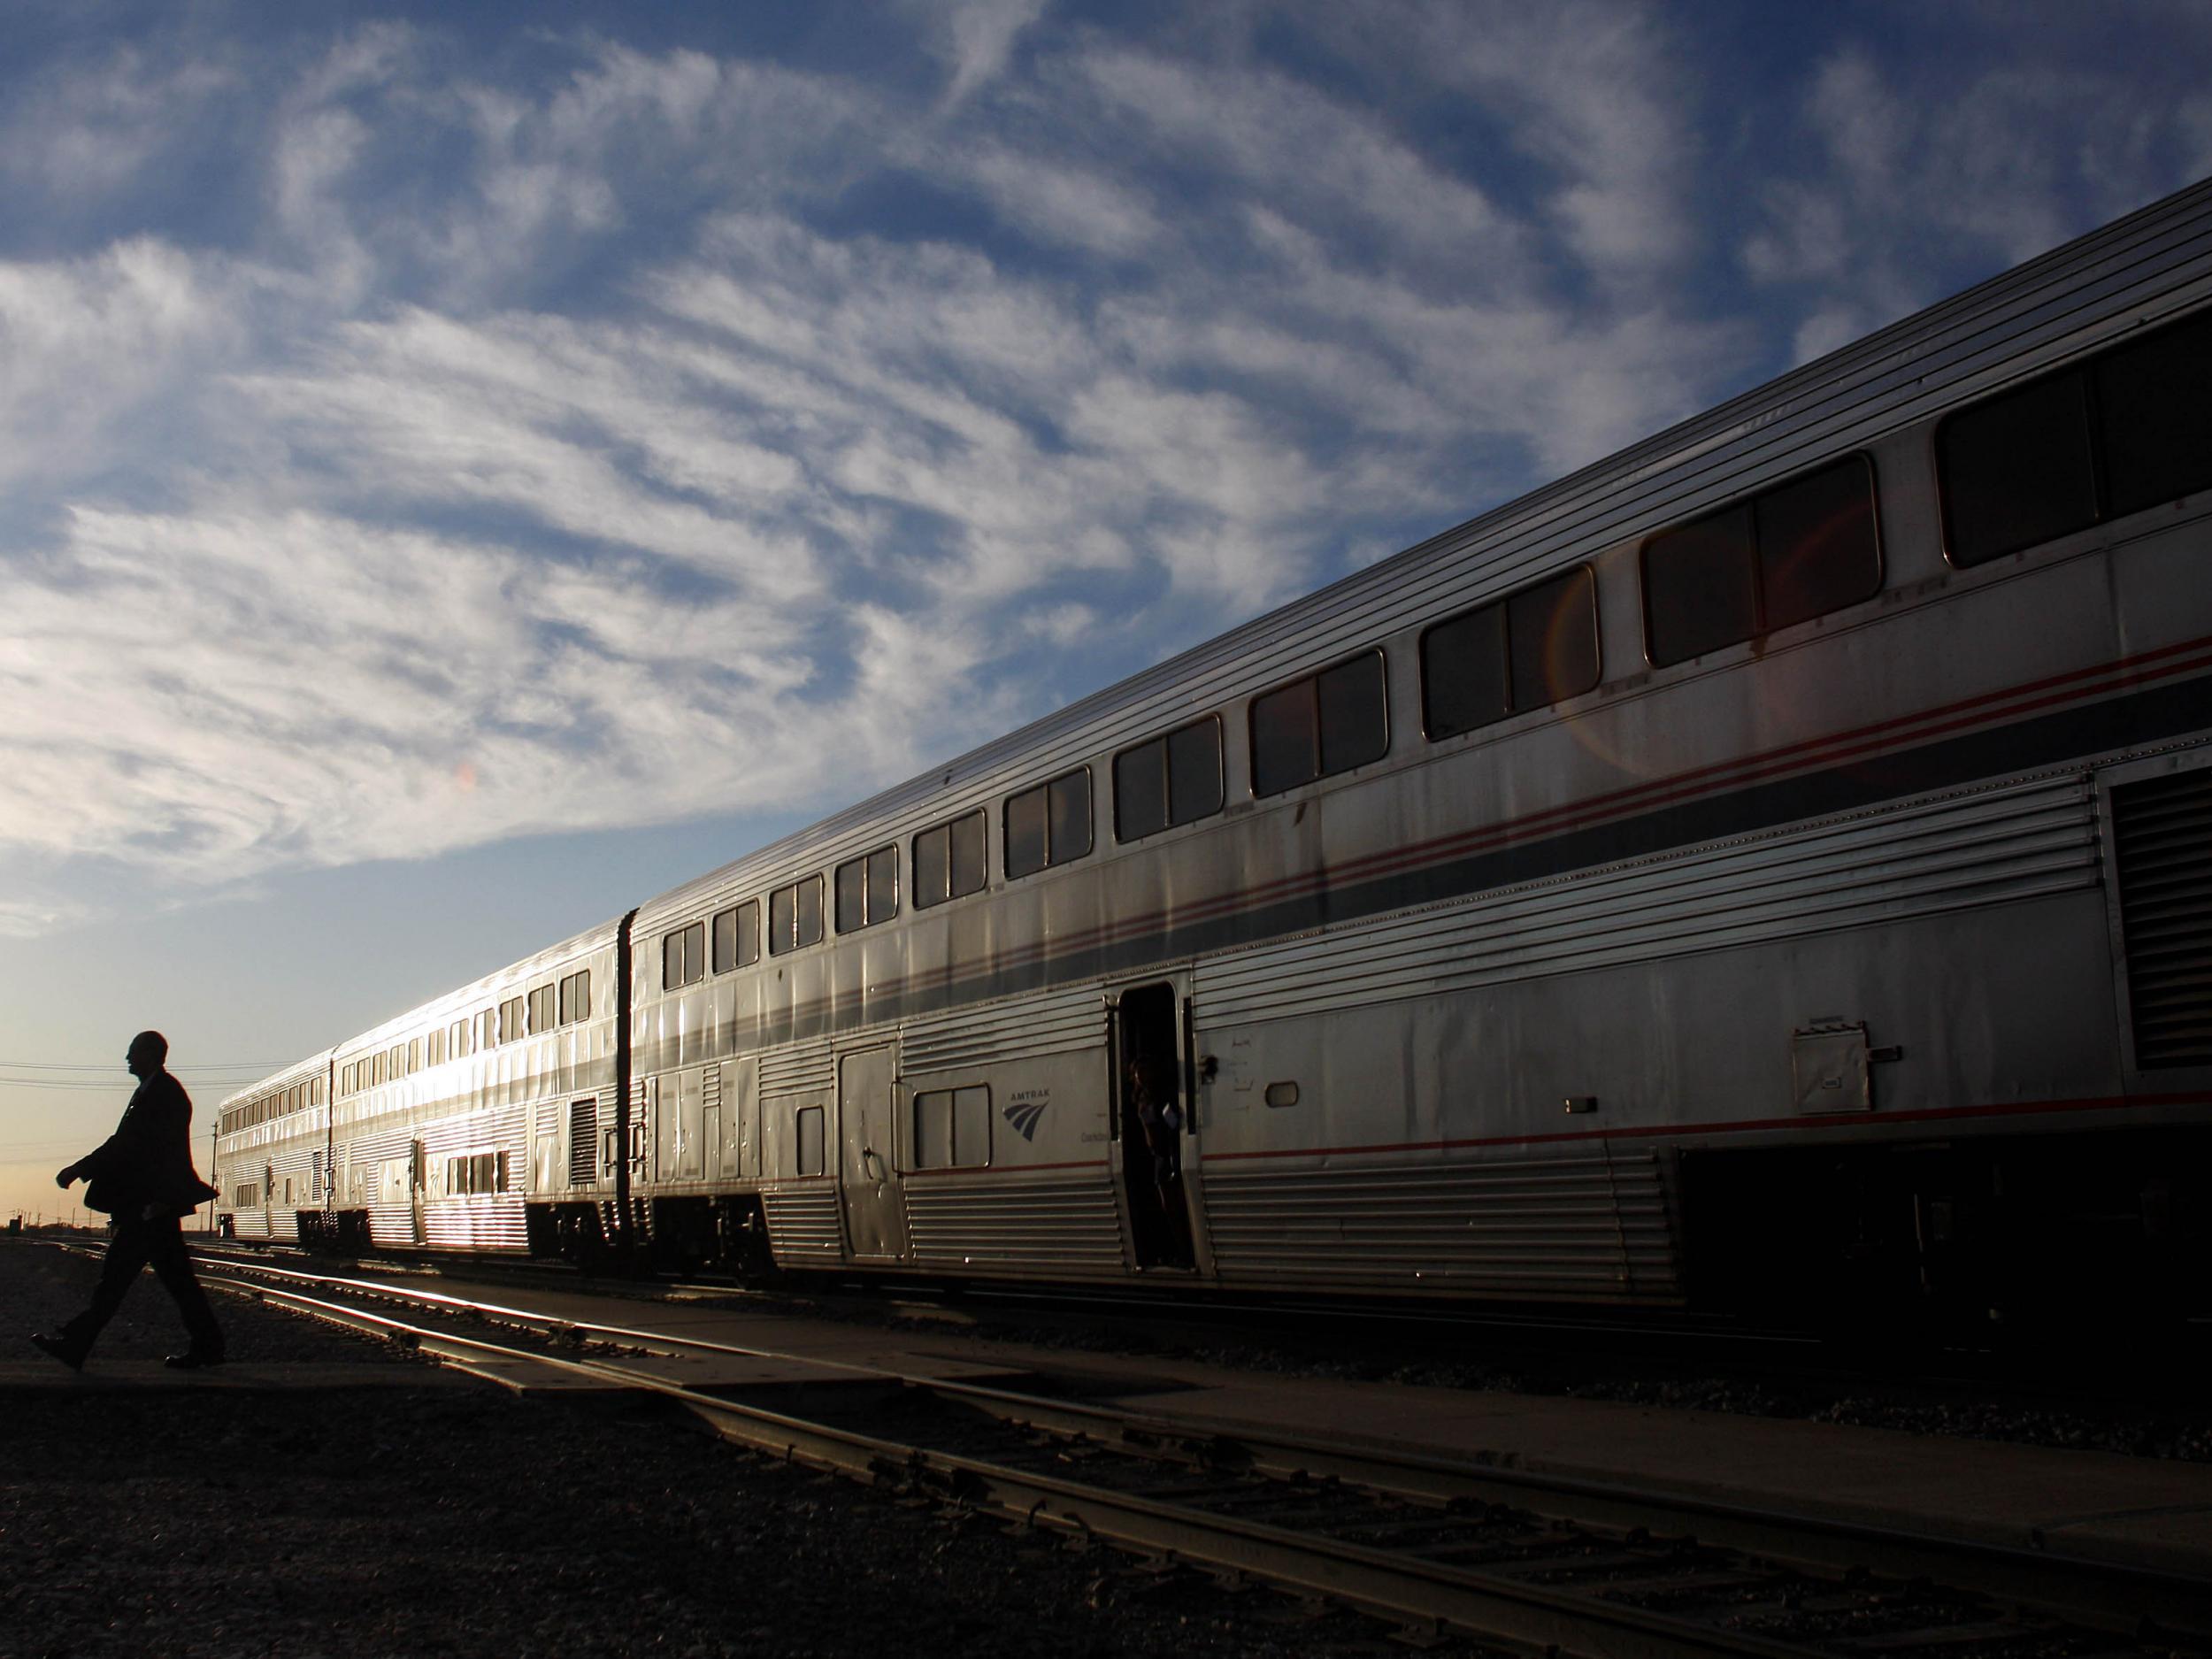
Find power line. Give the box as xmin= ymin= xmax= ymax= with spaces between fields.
xmin=0 ymin=1066 xmax=289 ymax=1079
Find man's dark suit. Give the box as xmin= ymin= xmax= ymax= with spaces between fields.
xmin=58 ymin=1068 xmax=223 ymax=1361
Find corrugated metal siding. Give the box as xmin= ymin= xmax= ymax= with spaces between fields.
xmin=760 ymin=1038 xmax=835 ymax=1100
xmin=421 ymin=1107 xmax=529 ymax=1251
xmin=902 ymin=987 xmax=1102 ymax=1074
xmin=764 ymin=1187 xmax=842 ymax=1262
xmin=902 ymin=1176 xmax=1125 ymax=1273
xmin=2112 ymin=767 xmax=2212 ymax=1067
xmin=1200 ymin=774 xmax=2098 ymax=1025
xmin=1202 ymin=1149 xmax=1678 ymax=1300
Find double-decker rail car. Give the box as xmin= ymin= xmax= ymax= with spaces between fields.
xmin=218 ymin=919 xmax=627 ymax=1256
xmin=219 ymin=179 xmax=2212 ymax=1325
xmin=211 ymin=1052 xmax=332 ymax=1242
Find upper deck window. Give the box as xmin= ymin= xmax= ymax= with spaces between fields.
xmin=1423 ymin=566 xmax=1600 ymax=739
xmin=711 ymin=901 xmax=759 ymax=974
xmin=662 ymin=921 xmax=705 ymax=989
xmin=1250 ymin=650 xmax=1388 ymax=797
xmin=558 ymin=967 xmax=591 ymax=1024
xmin=834 ymin=844 xmax=899 ymax=933
xmin=913 ymin=809 xmax=987 ymax=909
xmin=1643 ymin=454 xmax=1880 ymax=666
xmin=1004 ymin=769 xmax=1092 ymax=879
xmin=768 ymin=874 xmax=826 ymax=956
xmin=1937 ymin=374 xmax=2097 ymax=565
xmin=1939 ymin=305 xmax=2212 ymax=565
xmin=1114 ymin=717 xmax=1224 ymax=842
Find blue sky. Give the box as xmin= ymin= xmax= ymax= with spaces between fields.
xmin=3 ymin=0 xmax=2208 ymax=1217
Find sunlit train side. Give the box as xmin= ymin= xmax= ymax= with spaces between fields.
xmin=211 ymin=1052 xmax=332 ymax=1242
xmin=218 ymin=921 xmax=625 ymax=1254
xmin=219 ymin=180 xmax=2212 ymax=1324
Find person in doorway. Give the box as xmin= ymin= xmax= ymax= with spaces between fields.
xmin=30 ymin=1031 xmax=225 ymax=1371
xmin=1127 ymin=1054 xmax=1193 ymax=1262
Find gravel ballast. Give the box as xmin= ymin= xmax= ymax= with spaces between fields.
xmin=0 ymin=1240 xmax=1450 ymax=1658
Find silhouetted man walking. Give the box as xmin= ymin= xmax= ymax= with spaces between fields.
xmin=31 ymin=1031 xmax=224 ymax=1371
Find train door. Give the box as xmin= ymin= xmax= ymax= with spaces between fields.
xmin=836 ymin=1045 xmax=907 ymax=1262
xmin=408 ymin=1139 xmax=426 ymax=1245
xmin=1110 ymin=981 xmax=1202 ymax=1271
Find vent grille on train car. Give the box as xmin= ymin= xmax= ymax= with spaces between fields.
xmin=568 ymin=1098 xmax=598 ymax=1185
xmin=2111 ymin=768 xmax=2212 ymax=1068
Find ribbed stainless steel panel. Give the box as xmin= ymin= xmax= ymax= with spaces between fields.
xmin=1201 ymin=775 xmax=2097 ymax=1025
xmin=1202 ymin=1150 xmax=1678 ymax=1299
xmin=902 ymin=987 xmax=1102 ymax=1074
xmin=764 ymin=1187 xmax=843 ymax=1262
xmin=902 ymin=1176 xmax=1125 ymax=1273
xmin=419 ymin=1108 xmax=529 ymax=1250
xmin=2112 ymin=767 xmax=2212 ymax=1067
xmin=759 ymin=1038 xmax=835 ymax=1100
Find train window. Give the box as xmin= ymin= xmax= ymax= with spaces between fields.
xmin=1938 ymin=373 xmax=2097 ymax=566
xmin=795 ymin=1105 xmax=826 ymax=1178
xmin=834 ymin=844 xmax=899 ymax=933
xmin=1004 ymin=768 xmax=1093 ymax=879
xmin=1643 ymin=455 xmax=1879 ymax=666
xmin=1251 ymin=649 xmax=1388 ymax=796
xmin=446 ymin=1150 xmax=509 ymax=1195
xmin=663 ymin=921 xmax=705 ymax=989
xmin=1424 ymin=567 xmax=1601 ymax=739
xmin=1643 ymin=503 xmax=1755 ymax=665
xmin=913 ymin=809 xmax=987 ymax=909
xmin=559 ymin=967 xmax=592 ymax=1023
xmin=499 ymin=995 xmax=526 ymax=1044
xmin=710 ymin=901 xmax=759 ymax=974
xmin=408 ymin=1038 xmax=422 ymax=1074
xmin=450 ymin=1018 xmax=472 ymax=1060
xmin=2093 ymin=306 xmax=2212 ymax=520
xmin=1115 ymin=717 xmax=1224 ymax=841
xmin=427 ymin=1029 xmax=444 ymax=1067
xmin=528 ymin=984 xmax=556 ymax=1034
xmin=768 ymin=875 xmax=826 ymax=956
xmin=1756 ymin=456 xmax=1880 ymax=628
xmin=912 ymin=1085 xmax=990 ymax=1169
xmin=477 ymin=1008 xmax=497 ymax=1052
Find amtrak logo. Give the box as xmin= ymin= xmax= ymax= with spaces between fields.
xmin=1003 ymin=1097 xmax=1048 ymax=1141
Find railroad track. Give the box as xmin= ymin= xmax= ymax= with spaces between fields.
xmin=142 ymin=1248 xmax=2212 ymax=1659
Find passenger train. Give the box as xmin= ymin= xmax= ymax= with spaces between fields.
xmin=214 ymin=180 xmax=2212 ymax=1327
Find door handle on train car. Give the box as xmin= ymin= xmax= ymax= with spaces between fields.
xmin=862 ymin=1147 xmax=885 ymax=1184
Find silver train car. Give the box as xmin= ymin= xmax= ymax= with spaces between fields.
xmin=217 ymin=180 xmax=2212 ymax=1325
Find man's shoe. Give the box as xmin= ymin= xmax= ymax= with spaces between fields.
xmin=29 ymin=1333 xmax=86 ymax=1371
xmin=163 ymin=1348 xmax=225 ymax=1371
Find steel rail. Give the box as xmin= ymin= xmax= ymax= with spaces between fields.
xmin=185 ymin=1251 xmax=2212 ymax=1644
xmin=184 ymin=1268 xmax=1854 ymax=1659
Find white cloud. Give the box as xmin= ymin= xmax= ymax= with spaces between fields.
xmin=1742 ymin=38 xmax=2210 ymax=348
xmin=913 ymin=0 xmax=1049 ymax=109
xmin=33 ymin=9 xmax=2192 ymax=940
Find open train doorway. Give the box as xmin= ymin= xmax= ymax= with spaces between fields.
xmin=1113 ymin=982 xmax=1196 ymax=1271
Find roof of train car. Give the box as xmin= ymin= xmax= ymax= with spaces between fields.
xmin=217 ymin=1047 xmax=335 ymax=1116
xmin=634 ymin=175 xmax=2212 ymax=932
xmin=326 ymin=910 xmax=627 ymax=1061
xmin=221 ymin=910 xmax=627 ymax=1110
